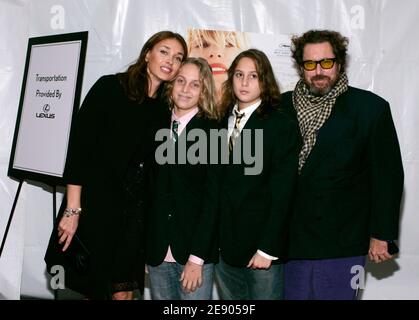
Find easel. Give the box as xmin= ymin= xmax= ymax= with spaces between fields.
xmin=0 ymin=180 xmax=59 ymax=299
xmin=3 ymin=31 xmax=87 ymax=300
xmin=0 ymin=181 xmax=58 ymax=258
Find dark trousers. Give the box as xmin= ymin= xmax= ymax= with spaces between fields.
xmin=284 ymin=256 xmax=366 ymax=300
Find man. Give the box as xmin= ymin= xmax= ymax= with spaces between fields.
xmin=282 ymin=30 xmax=404 ymax=300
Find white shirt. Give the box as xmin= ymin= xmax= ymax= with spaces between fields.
xmin=228 ymin=100 xmax=262 ymax=140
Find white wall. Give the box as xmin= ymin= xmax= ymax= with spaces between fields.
xmin=1 ymin=0 xmax=418 ymax=299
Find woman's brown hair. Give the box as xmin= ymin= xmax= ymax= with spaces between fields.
xmin=118 ymin=31 xmax=188 ymax=103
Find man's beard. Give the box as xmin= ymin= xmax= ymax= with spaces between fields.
xmin=306 ymin=75 xmax=336 ymax=96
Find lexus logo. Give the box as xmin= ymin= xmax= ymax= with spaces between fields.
xmin=36 ymin=103 xmax=55 ymax=119
xmin=43 ymin=104 xmax=51 ymax=112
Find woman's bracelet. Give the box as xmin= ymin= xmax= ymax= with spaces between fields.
xmin=64 ymin=207 xmax=82 ymax=217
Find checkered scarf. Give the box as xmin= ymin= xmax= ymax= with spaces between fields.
xmin=293 ymin=72 xmax=348 ymax=172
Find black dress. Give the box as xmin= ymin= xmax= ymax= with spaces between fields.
xmin=45 ymin=74 xmax=169 ymax=298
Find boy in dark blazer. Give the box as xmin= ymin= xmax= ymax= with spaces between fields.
xmin=215 ymin=49 xmax=300 ymax=300
xmin=146 ymin=58 xmax=219 ymax=300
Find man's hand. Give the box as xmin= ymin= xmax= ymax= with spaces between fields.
xmin=247 ymin=252 xmax=272 ymax=269
xmin=112 ymin=291 xmax=133 ymax=300
xmin=368 ymin=237 xmax=393 ymax=263
xmin=180 ymin=261 xmax=203 ymax=293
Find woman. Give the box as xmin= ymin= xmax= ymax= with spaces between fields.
xmin=146 ymin=57 xmax=219 ymax=300
xmin=45 ymin=31 xmax=187 ymax=299
xmin=215 ymin=49 xmax=300 ymax=300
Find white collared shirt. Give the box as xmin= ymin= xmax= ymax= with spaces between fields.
xmin=228 ymin=100 xmax=262 ymax=139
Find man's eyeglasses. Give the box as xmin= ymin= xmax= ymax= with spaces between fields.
xmin=302 ymin=58 xmax=337 ymax=71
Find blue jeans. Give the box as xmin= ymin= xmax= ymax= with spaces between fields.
xmin=284 ymin=256 xmax=366 ymax=300
xmin=215 ymin=256 xmax=284 ymax=300
xmin=147 ymin=262 xmax=214 ymax=300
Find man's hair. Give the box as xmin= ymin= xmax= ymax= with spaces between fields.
xmin=291 ymin=30 xmax=349 ymax=76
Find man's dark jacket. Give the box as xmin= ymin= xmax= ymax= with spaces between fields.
xmin=282 ymin=87 xmax=404 ymax=259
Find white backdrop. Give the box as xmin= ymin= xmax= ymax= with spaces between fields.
xmin=0 ymin=0 xmax=418 ymax=300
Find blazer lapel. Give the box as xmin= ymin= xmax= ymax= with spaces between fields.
xmin=171 ymin=115 xmax=204 ymax=190
xmin=224 ymin=110 xmax=265 ymax=208
xmin=177 ymin=115 xmax=198 ymax=140
xmin=300 ymin=91 xmax=352 ymax=178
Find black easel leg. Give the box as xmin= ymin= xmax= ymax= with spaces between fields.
xmin=0 ymin=180 xmax=23 ymax=259
xmin=52 ymin=185 xmax=59 ymax=300
xmin=52 ymin=185 xmax=57 ymax=220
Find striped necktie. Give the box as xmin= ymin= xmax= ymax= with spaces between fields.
xmin=229 ymin=110 xmax=245 ymax=152
xmin=172 ymin=120 xmax=179 ymax=142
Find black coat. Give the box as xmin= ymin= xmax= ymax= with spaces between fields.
xmin=45 ymin=75 xmax=168 ymax=298
xmin=218 ymin=106 xmax=300 ymax=267
xmin=146 ymin=115 xmax=220 ymax=266
xmin=282 ymin=87 xmax=404 ymax=259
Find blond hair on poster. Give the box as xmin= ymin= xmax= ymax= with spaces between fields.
xmin=187 ymin=28 xmax=250 ymax=105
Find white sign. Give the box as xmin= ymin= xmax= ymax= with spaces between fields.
xmin=9 ymin=32 xmax=87 ymax=185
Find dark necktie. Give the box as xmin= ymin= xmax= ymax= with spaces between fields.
xmin=229 ymin=110 xmax=245 ymax=152
xmin=172 ymin=120 xmax=179 ymax=143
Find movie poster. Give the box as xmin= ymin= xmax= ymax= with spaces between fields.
xmin=186 ymin=28 xmax=299 ymax=103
